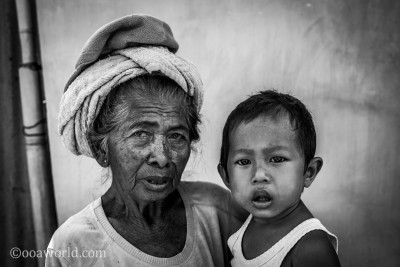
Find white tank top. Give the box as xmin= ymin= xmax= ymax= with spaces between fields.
xmin=228 ymin=215 xmax=338 ymax=267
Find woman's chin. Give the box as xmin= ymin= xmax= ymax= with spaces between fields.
xmin=135 ymin=179 xmax=177 ymax=202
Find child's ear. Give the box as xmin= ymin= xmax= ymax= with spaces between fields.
xmin=218 ymin=164 xmax=230 ymax=189
xmin=303 ymin=157 xmax=323 ymax=188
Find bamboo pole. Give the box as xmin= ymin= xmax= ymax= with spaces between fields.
xmin=15 ymin=0 xmax=57 ymax=265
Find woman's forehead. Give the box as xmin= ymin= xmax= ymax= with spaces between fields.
xmin=127 ymin=96 xmax=184 ymax=117
xmin=129 ymin=87 xmax=186 ymax=108
xmin=123 ymin=103 xmax=189 ymax=128
xmin=130 ymin=103 xmax=184 ymax=117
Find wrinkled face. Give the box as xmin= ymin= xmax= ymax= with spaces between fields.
xmin=107 ymin=92 xmax=191 ymax=205
xmin=227 ymin=115 xmax=306 ymax=223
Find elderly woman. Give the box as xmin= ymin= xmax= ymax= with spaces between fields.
xmin=46 ymin=15 xmax=244 ymax=266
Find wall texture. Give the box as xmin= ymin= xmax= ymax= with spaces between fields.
xmin=35 ymin=0 xmax=400 ymax=266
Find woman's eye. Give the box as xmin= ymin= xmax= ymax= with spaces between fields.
xmin=235 ymin=159 xmax=251 ymax=166
xmin=168 ymin=133 xmax=186 ymax=142
xmin=270 ymin=156 xmax=286 ymax=163
xmin=132 ymin=131 xmax=149 ymax=139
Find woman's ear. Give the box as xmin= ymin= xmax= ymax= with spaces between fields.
xmin=217 ymin=164 xmax=230 ymax=189
xmin=303 ymin=157 xmax=323 ymax=188
xmin=89 ymin=140 xmax=109 ymax=168
xmin=96 ymin=152 xmax=109 ymax=168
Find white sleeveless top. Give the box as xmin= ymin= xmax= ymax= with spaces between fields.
xmin=228 ymin=215 xmax=338 ymax=267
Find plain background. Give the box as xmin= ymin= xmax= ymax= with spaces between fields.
xmin=35 ymin=0 xmax=400 ymax=266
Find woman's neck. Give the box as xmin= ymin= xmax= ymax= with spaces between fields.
xmin=101 ymin=183 xmax=181 ymax=226
xmin=101 ymin=184 xmax=187 ymax=257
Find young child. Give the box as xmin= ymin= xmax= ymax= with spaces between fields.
xmin=218 ymin=90 xmax=340 ymax=267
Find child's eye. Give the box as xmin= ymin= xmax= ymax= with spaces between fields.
xmin=270 ymin=156 xmax=286 ymax=163
xmin=235 ymin=159 xmax=251 ymax=166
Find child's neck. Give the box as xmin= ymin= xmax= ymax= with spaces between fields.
xmin=252 ymin=200 xmax=302 ymax=225
xmin=242 ymin=200 xmax=313 ymax=260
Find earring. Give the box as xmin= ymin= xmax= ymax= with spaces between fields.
xmin=103 ymin=159 xmax=108 ymax=165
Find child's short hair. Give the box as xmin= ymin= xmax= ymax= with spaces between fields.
xmin=219 ymin=90 xmax=316 ymax=172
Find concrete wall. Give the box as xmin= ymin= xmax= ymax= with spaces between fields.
xmin=35 ymin=0 xmax=400 ymax=266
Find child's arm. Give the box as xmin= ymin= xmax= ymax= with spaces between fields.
xmin=282 ymin=230 xmax=341 ymax=267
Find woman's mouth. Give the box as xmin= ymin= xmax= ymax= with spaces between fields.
xmin=251 ymin=190 xmax=272 ymax=209
xmin=143 ymin=176 xmax=170 ymax=191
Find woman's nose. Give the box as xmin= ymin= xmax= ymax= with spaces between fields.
xmin=251 ymin=163 xmax=271 ymax=184
xmin=146 ymin=135 xmax=171 ymax=168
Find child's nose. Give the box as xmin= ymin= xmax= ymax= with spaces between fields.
xmin=251 ymin=163 xmax=271 ymax=184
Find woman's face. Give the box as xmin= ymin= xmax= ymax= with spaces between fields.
xmin=107 ymin=92 xmax=191 ymax=205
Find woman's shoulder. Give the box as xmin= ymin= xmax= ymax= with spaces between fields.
xmin=46 ymin=199 xmax=110 ymax=266
xmin=179 ymin=181 xmax=230 ymax=207
xmin=179 ymin=181 xmax=248 ymax=238
xmin=48 ymin=199 xmax=108 ymax=250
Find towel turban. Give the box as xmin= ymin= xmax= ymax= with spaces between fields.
xmin=58 ymin=14 xmax=203 ymax=157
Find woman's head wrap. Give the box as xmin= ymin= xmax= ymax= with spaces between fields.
xmin=58 ymin=14 xmax=203 ymax=158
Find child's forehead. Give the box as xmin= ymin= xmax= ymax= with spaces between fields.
xmin=233 ymin=113 xmax=295 ymax=134
xmin=229 ymin=114 xmax=300 ymax=147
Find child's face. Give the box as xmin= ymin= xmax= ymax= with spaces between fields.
xmin=226 ymin=115 xmax=306 ymax=223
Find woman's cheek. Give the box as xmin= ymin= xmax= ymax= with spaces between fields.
xmin=119 ymin=146 xmax=148 ymax=171
xmin=170 ymin=144 xmax=191 ymax=170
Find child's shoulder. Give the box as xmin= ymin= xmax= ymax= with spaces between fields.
xmin=282 ymin=230 xmax=341 ymax=267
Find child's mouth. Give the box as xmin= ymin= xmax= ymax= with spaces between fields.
xmin=252 ymin=190 xmax=272 ymax=208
